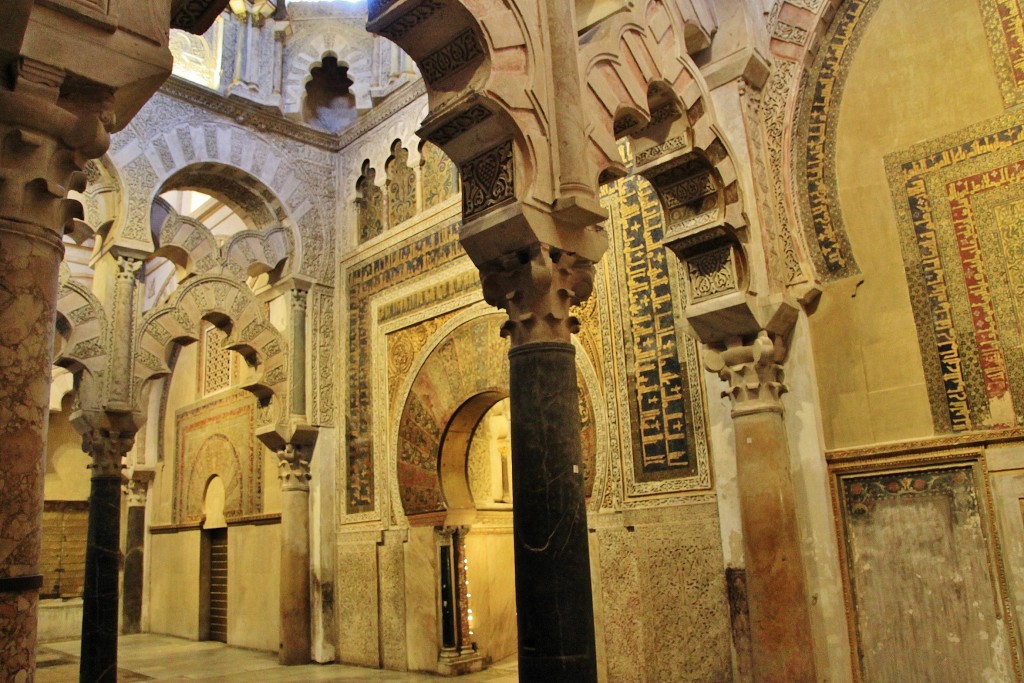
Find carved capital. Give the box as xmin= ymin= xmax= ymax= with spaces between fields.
xmin=479 ymin=243 xmax=595 ymax=346
xmin=115 ymin=255 xmax=145 ymax=281
xmin=82 ymin=430 xmax=135 ymax=479
xmin=277 ymin=443 xmax=312 ymax=492
xmin=704 ymin=331 xmax=787 ymax=416
xmin=290 ymin=288 xmax=308 ymax=315
xmin=123 ymin=478 xmax=150 ymax=507
xmin=0 ymin=59 xmax=115 ymax=236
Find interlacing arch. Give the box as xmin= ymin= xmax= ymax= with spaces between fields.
xmin=54 ymin=264 xmax=108 ymax=397
xmin=153 ymin=207 xmax=290 ymax=281
xmin=133 ymin=275 xmax=288 ymax=420
xmin=580 ymin=4 xmax=746 ymax=234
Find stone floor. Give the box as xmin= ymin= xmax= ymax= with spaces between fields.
xmin=37 ymin=634 xmax=519 ymax=682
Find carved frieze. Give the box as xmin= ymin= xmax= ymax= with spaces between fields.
xmin=428 ymin=104 xmax=493 ymax=146
xmin=419 ymin=29 xmax=484 ymax=85
xmin=375 ymin=0 xmax=445 ymax=41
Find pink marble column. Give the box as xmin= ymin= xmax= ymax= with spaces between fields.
xmin=0 ymin=59 xmax=110 ymax=681
xmin=706 ymin=332 xmax=817 ymax=683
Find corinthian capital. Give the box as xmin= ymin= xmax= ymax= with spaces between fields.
xmin=704 ymin=331 xmax=787 ymax=415
xmin=82 ymin=430 xmax=135 ymax=479
xmin=277 ymin=443 xmax=312 ymax=491
xmin=479 ymin=243 xmax=595 ymax=346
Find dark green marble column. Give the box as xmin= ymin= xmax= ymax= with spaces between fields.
xmin=509 ymin=342 xmax=597 ymax=682
xmin=121 ymin=480 xmax=147 ymax=635
xmin=79 ymin=431 xmax=132 ymax=683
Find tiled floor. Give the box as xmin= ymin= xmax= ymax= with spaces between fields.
xmin=37 ymin=634 xmax=518 ymax=682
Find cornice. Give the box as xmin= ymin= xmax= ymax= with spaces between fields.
xmin=159 ymin=75 xmax=427 ymax=152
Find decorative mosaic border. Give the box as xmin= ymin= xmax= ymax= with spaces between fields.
xmin=980 ymin=0 xmax=1024 ymax=106
xmin=885 ymin=111 xmax=1024 ymax=433
xmin=796 ymin=0 xmax=880 ymax=282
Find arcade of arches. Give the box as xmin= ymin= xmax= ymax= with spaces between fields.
xmin=3 ymin=0 xmax=1024 ymax=681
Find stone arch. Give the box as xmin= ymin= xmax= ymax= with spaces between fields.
xmin=300 ymin=51 xmax=359 ymax=133
xmin=54 ymin=264 xmax=108 ymax=385
xmin=134 ymin=275 xmax=288 ymax=420
xmin=579 ymin=6 xmax=739 ymax=221
xmin=153 ymin=205 xmax=290 ymax=281
xmin=112 ymin=121 xmax=327 ymax=280
xmin=77 ymin=155 xmax=124 ymax=237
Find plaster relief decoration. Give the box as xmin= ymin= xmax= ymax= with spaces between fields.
xmin=386 ymin=140 xmax=417 ymax=226
xmin=356 ymin=160 xmax=385 ymax=243
xmin=886 ymin=112 xmax=1024 ymax=433
xmin=835 ymin=459 xmax=1019 ymax=680
xmin=600 ymin=169 xmax=710 ymax=494
xmin=174 ymin=390 xmax=261 ymax=524
xmin=420 ymin=140 xmax=459 ymax=209
xmin=169 ymin=16 xmax=225 ymax=90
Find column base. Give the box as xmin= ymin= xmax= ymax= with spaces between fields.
xmin=438 ymin=649 xmax=487 ymax=676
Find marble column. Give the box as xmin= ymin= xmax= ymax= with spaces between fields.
xmin=289 ymin=287 xmax=308 ymax=417
xmin=0 ymin=58 xmax=111 ymax=681
xmin=705 ymin=331 xmax=817 ymax=683
xmin=277 ymin=443 xmax=312 ymax=665
xmin=79 ymin=429 xmax=134 ymax=683
xmin=481 ymin=243 xmax=598 ymax=682
xmin=121 ymin=478 xmax=149 ymax=635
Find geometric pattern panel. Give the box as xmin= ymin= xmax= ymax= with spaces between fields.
xmin=886 ymin=113 xmax=1024 ymax=432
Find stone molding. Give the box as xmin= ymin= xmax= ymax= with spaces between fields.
xmin=480 ymin=243 xmax=596 ymax=347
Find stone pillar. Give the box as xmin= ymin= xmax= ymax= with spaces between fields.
xmin=0 ymin=58 xmax=111 ymax=681
xmin=79 ymin=429 xmax=134 ymax=683
xmin=705 ymin=331 xmax=817 ymax=683
xmin=481 ymin=243 xmax=598 ymax=682
xmin=121 ymin=477 xmax=149 ymax=635
xmin=277 ymin=443 xmax=312 ymax=665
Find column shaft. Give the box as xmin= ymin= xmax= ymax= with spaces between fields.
xmin=733 ymin=408 xmax=816 ymax=682
xmin=121 ymin=495 xmax=146 ymax=635
xmin=0 ymin=219 xmax=63 ymax=681
xmin=80 ymin=473 xmax=123 ymax=683
xmin=707 ymin=334 xmax=817 ymax=683
xmin=279 ymin=486 xmax=311 ymax=664
xmin=509 ymin=342 xmax=597 ymax=682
